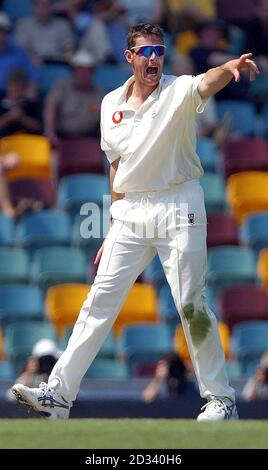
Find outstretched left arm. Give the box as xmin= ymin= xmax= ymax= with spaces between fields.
xmin=198 ymin=53 xmax=260 ymax=99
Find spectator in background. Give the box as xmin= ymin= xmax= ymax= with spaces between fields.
xmin=242 ymin=352 xmax=268 ymax=401
xmin=243 ymin=0 xmax=268 ymax=104
xmin=6 ymin=339 xmax=61 ymax=400
xmin=0 ymin=12 xmax=39 ymax=99
xmin=15 ymin=0 xmax=75 ymax=65
xmin=51 ymin=1 xmax=95 ymax=41
xmin=142 ymin=351 xmax=194 ymax=403
xmin=78 ymin=8 xmax=111 ymax=64
xmin=44 ymin=50 xmax=105 ymax=144
xmin=0 ymin=67 xmax=42 ymax=137
xmin=92 ymin=0 xmax=129 ymax=64
xmin=189 ymin=19 xmax=250 ymax=101
xmin=118 ymin=0 xmax=164 ymax=25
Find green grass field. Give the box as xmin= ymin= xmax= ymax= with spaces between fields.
xmin=0 ymin=419 xmax=267 ymax=449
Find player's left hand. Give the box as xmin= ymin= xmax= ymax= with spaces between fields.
xmin=226 ymin=53 xmax=260 ymax=82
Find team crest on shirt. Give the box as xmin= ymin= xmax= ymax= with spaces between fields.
xmin=112 ymin=111 xmax=123 ymax=124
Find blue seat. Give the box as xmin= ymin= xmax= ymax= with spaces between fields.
xmin=200 ymin=173 xmax=226 ymax=212
xmin=232 ymin=320 xmax=268 ymax=374
xmin=216 ymin=100 xmax=256 ymax=136
xmin=85 ymin=358 xmax=129 ymax=379
xmin=58 ymin=173 xmax=109 ymax=215
xmin=240 ymin=212 xmax=268 ymax=253
xmin=40 ymin=63 xmax=72 ymax=94
xmin=72 ymin=207 xmax=111 ymax=259
xmin=0 ymin=284 xmax=43 ymax=326
xmin=0 ymin=214 xmax=15 ymax=246
xmin=196 ymin=137 xmax=219 ymax=172
xmin=2 ymin=0 xmax=32 ymax=21
xmin=207 ymin=246 xmax=256 ymax=289
xmin=17 ymin=210 xmax=71 ymax=249
xmin=31 ymin=246 xmax=88 ymax=287
xmin=143 ymin=255 xmax=165 ymax=288
xmin=0 ymin=247 xmax=30 ymax=283
xmin=93 ymin=65 xmax=131 ymax=91
xmin=158 ymin=284 xmax=179 ymax=332
xmin=5 ymin=321 xmax=57 ymax=375
xmin=0 ymin=361 xmax=15 ymax=380
xmin=118 ymin=323 xmax=172 ymax=374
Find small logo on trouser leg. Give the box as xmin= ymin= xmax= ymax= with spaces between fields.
xmin=188 ymin=213 xmax=195 ymax=225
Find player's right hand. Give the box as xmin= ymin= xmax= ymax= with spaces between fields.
xmin=94 ymin=242 xmax=105 ymax=265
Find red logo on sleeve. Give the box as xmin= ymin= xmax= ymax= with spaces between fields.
xmin=112 ymin=111 xmax=123 ymax=124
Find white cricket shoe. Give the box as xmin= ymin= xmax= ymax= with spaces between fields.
xmin=197 ymin=396 xmax=238 ymax=421
xmin=12 ymin=382 xmax=70 ymax=420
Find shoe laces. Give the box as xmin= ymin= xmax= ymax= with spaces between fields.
xmin=39 ymin=382 xmax=51 ymax=396
xmin=201 ymin=397 xmax=228 ymax=415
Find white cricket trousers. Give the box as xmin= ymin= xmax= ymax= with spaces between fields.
xmin=48 ymin=179 xmax=235 ymax=403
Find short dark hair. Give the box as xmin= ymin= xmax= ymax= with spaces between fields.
xmin=126 ymin=23 xmax=164 ymax=50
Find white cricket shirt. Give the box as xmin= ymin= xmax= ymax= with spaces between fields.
xmin=101 ymin=73 xmax=207 ymax=193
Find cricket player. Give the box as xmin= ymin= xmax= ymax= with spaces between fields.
xmin=12 ymin=23 xmax=259 ymax=420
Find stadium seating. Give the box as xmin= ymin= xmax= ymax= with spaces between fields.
xmin=227 ymin=171 xmax=268 ymax=224
xmin=0 ymin=247 xmax=30 ymax=283
xmin=0 ymin=361 xmax=15 ymax=380
xmin=39 ymin=63 xmax=72 ymax=94
xmin=257 ymin=248 xmax=268 ymax=293
xmin=45 ymin=283 xmax=90 ymax=336
xmin=216 ymin=100 xmax=256 ymax=136
xmin=31 ymin=246 xmax=88 ymax=288
xmin=218 ymin=284 xmax=268 ymax=331
xmin=240 ymin=213 xmax=268 ymax=253
xmin=113 ymin=283 xmax=159 ymax=337
xmin=0 ymin=327 xmax=5 ymax=361
xmin=57 ymin=137 xmax=105 ymax=177
xmin=143 ymin=255 xmax=165 ymax=288
xmin=207 ymin=212 xmax=238 ymax=248
xmin=93 ymin=64 xmax=131 ymax=91
xmin=8 ymin=178 xmax=56 ymax=208
xmin=232 ymin=320 xmax=268 ymax=374
xmin=2 ymin=0 xmax=32 ymax=21
xmin=221 ymin=138 xmax=268 ymax=178
xmin=200 ymin=173 xmax=226 ymax=212
xmin=72 ymin=208 xmax=110 ymax=259
xmin=0 ymin=214 xmax=15 ymax=246
xmin=174 ymin=322 xmax=232 ymax=367
xmin=58 ymin=174 xmax=110 ymax=219
xmin=85 ymin=358 xmax=129 ymax=379
xmin=0 ymin=134 xmax=52 ymax=181
xmin=157 ymin=283 xmax=179 ymax=331
xmin=5 ymin=321 xmax=57 ymax=375
xmin=17 ymin=210 xmax=71 ymax=249
xmin=196 ymin=137 xmax=219 ymax=173
xmin=0 ymin=284 xmax=43 ymax=327
xmin=118 ymin=323 xmax=172 ymax=374
xmin=207 ymin=246 xmax=256 ymax=289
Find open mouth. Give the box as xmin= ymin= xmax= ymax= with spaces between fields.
xmin=146 ymin=66 xmax=158 ymax=77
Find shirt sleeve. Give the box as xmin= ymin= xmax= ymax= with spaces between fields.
xmin=190 ymin=73 xmax=208 ymax=114
xmin=100 ymin=98 xmax=120 ymax=164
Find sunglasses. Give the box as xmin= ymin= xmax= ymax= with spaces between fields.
xmin=130 ymin=44 xmax=166 ymax=58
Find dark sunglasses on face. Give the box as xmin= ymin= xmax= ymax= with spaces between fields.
xmin=130 ymin=44 xmax=166 ymax=58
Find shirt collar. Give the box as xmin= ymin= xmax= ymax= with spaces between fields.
xmin=115 ymin=74 xmax=165 ymax=109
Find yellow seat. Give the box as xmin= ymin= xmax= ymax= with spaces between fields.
xmin=0 ymin=134 xmax=52 ymax=181
xmin=257 ymin=248 xmax=268 ymax=292
xmin=227 ymin=171 xmax=268 ymax=224
xmin=113 ymin=283 xmax=158 ymax=337
xmin=45 ymin=283 xmax=90 ymax=337
xmin=174 ymin=321 xmax=232 ymax=366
